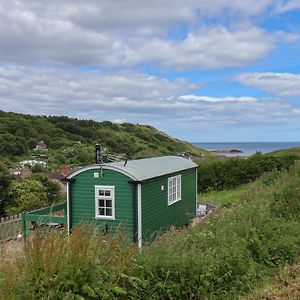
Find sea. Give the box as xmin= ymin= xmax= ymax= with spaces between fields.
xmin=192 ymin=142 xmax=300 ymax=157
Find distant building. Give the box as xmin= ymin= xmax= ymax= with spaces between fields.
xmin=19 ymin=160 xmax=47 ymax=168
xmin=32 ymin=154 xmax=48 ymax=159
xmin=60 ymin=165 xmax=72 ymax=177
xmin=10 ymin=168 xmax=21 ymax=176
xmin=34 ymin=140 xmax=48 ymax=151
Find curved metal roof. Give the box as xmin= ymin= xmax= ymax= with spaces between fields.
xmin=66 ymin=156 xmax=197 ymax=182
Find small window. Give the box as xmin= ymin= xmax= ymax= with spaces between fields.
xmin=168 ymin=175 xmax=181 ymax=205
xmin=95 ymin=186 xmax=115 ymax=220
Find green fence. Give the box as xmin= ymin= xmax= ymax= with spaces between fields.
xmin=21 ymin=202 xmax=67 ymax=240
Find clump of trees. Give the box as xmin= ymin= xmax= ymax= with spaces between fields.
xmin=0 ymin=161 xmax=13 ymax=216
xmin=0 ymin=110 xmax=203 ymax=166
xmin=197 ymin=152 xmax=298 ymax=193
xmin=0 ymin=161 xmax=62 ymax=217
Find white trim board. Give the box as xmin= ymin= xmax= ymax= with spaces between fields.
xmin=137 ymin=183 xmax=142 ymax=249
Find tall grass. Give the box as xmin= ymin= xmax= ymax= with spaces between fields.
xmin=1 ymin=166 xmax=300 ymax=299
xmin=198 ymin=184 xmax=248 ymax=207
xmin=0 ymin=227 xmax=138 ymax=299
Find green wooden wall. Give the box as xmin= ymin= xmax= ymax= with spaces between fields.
xmin=141 ymin=168 xmax=196 ymax=241
xmin=70 ymin=168 xmax=134 ymax=241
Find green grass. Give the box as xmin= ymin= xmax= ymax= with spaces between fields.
xmin=198 ymin=185 xmax=248 ymax=207
xmin=1 ymin=166 xmax=300 ymax=299
xmin=242 ymin=260 xmax=300 ymax=300
xmin=267 ymin=146 xmax=300 ymax=157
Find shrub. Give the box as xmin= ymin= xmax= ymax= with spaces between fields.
xmin=198 ymin=154 xmax=298 ymax=193
xmin=0 ymin=227 xmax=138 ymax=299
xmin=270 ymin=180 xmax=300 ymax=220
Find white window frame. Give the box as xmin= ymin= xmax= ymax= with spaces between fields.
xmin=95 ymin=185 xmax=115 ymax=220
xmin=168 ymin=175 xmax=181 ymax=205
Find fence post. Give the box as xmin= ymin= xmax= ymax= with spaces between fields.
xmin=21 ymin=212 xmax=27 ymax=241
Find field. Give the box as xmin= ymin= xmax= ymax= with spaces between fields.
xmin=198 ymin=184 xmax=248 ymax=207
xmin=243 ymin=260 xmax=300 ymax=300
xmin=268 ymin=146 xmax=300 ymax=157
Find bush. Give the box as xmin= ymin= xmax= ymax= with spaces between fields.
xmin=198 ymin=153 xmax=298 ymax=193
xmin=0 ymin=161 xmax=13 ymax=217
xmin=271 ymin=180 xmax=300 ymax=220
xmin=0 ymin=227 xmax=138 ymax=299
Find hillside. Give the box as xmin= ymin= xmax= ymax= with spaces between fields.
xmin=268 ymin=146 xmax=300 ymax=157
xmin=1 ymin=165 xmax=300 ymax=299
xmin=0 ymin=110 xmax=207 ymax=168
xmin=243 ymin=260 xmax=300 ymax=299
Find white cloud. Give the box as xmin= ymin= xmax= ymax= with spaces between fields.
xmin=0 ymin=65 xmax=196 ymax=117
xmin=112 ymin=118 xmax=127 ymax=124
xmin=0 ymin=1 xmax=289 ymax=70
xmin=236 ymin=72 xmax=300 ymax=97
xmin=179 ymin=95 xmax=257 ymax=103
xmin=0 ymin=66 xmax=299 ymax=131
xmin=196 ymin=0 xmax=276 ymax=17
xmin=124 ymin=27 xmax=275 ymax=70
xmin=275 ymin=0 xmax=300 ymax=13
xmin=0 ymin=3 xmax=121 ymax=66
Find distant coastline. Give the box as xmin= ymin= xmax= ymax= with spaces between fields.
xmin=210 ymin=149 xmax=243 ymax=154
xmin=193 ymin=142 xmax=300 ymax=157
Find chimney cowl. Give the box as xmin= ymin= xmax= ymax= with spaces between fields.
xmin=95 ymin=144 xmax=101 ymax=164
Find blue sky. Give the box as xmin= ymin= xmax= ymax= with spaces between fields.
xmin=0 ymin=1 xmax=300 ymax=142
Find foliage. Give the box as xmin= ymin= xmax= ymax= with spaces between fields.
xmin=0 ymin=110 xmax=207 ymax=167
xmin=270 ymin=180 xmax=300 ymax=220
xmin=1 ymin=167 xmax=300 ymax=299
xmin=197 ymin=152 xmax=298 ymax=193
xmin=0 ymin=227 xmax=138 ymax=299
xmin=198 ymin=184 xmax=248 ymax=208
xmin=0 ymin=161 xmax=13 ymax=216
xmin=6 ymin=178 xmax=48 ymax=214
xmin=242 ymin=260 xmax=300 ymax=300
xmin=268 ymin=146 xmax=300 ymax=157
xmin=5 ymin=176 xmax=62 ymax=214
xmin=31 ymin=175 xmax=62 ymax=204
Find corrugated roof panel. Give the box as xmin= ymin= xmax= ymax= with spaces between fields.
xmin=67 ymin=156 xmax=197 ymax=182
xmin=107 ymin=156 xmax=197 ymax=181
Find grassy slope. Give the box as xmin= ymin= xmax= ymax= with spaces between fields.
xmin=199 ymin=169 xmax=300 ymax=299
xmin=242 ymin=261 xmax=300 ymax=300
xmin=198 ymin=185 xmax=248 ymax=207
xmin=1 ymin=166 xmax=300 ymax=299
xmin=0 ymin=110 xmax=209 ymax=168
xmin=268 ymin=147 xmax=300 ymax=157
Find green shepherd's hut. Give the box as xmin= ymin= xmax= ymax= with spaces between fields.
xmin=66 ymin=155 xmax=197 ymax=247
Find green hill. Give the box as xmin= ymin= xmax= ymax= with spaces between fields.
xmin=0 ymin=110 xmax=207 ymax=168
xmin=267 ymin=146 xmax=300 ymax=157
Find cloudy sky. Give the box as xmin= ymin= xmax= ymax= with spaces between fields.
xmin=0 ymin=1 xmax=300 ymax=142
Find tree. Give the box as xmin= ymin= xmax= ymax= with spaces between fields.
xmin=6 ymin=178 xmax=48 ymax=214
xmin=0 ymin=161 xmax=13 ymax=217
xmin=31 ymin=175 xmax=62 ymax=204
xmin=27 ymin=137 xmax=38 ymax=149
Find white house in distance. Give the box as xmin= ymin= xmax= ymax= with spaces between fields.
xmin=19 ymin=160 xmax=47 ymax=168
xmin=34 ymin=141 xmax=48 ymax=151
